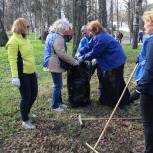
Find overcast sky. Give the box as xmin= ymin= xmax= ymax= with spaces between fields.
xmin=147 ymin=0 xmax=153 ymax=4
xmin=117 ymin=0 xmax=153 ymax=10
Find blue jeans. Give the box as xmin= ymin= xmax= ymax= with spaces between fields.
xmin=51 ymin=72 xmax=63 ymax=109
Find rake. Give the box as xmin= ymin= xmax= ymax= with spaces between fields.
xmin=86 ymin=64 xmax=138 ymax=153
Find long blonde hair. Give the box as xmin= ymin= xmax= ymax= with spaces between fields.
xmin=11 ymin=18 xmax=29 ymax=34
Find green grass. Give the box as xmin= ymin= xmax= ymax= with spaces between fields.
xmin=0 ymin=36 xmax=74 ymax=139
xmin=123 ymin=44 xmax=140 ymax=62
xmin=0 ymin=35 xmax=144 ymax=153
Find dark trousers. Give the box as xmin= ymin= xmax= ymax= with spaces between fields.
xmin=19 ymin=73 xmax=38 ymax=121
xmin=139 ymin=37 xmax=143 ymax=43
xmin=140 ymin=94 xmax=153 ymax=153
xmin=97 ymin=64 xmax=130 ymax=107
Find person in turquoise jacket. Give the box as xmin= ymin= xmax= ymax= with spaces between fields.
xmin=6 ymin=18 xmax=38 ymax=129
xmin=77 ymin=25 xmax=92 ymax=53
xmin=76 ymin=25 xmax=97 ymax=76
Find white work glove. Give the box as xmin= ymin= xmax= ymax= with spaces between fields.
xmin=77 ymin=56 xmax=84 ymax=64
xmin=92 ymin=59 xmax=97 ymax=65
xmin=73 ymin=60 xmax=80 ymax=66
xmin=136 ymin=89 xmax=141 ymax=94
xmin=11 ymin=78 xmax=20 ymax=88
xmin=75 ymin=52 xmax=81 ymax=58
xmin=43 ymin=67 xmax=49 ymax=71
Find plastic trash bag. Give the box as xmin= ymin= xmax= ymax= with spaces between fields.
xmin=67 ymin=62 xmax=91 ymax=107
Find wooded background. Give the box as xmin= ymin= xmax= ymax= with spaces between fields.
xmin=0 ymin=0 xmax=152 ymax=49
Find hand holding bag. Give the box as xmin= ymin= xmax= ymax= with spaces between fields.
xmin=52 ymin=37 xmax=72 ymax=70
xmin=58 ymin=58 xmax=72 ymax=70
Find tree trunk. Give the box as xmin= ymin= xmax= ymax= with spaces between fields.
xmin=127 ymin=0 xmax=135 ymax=43
xmin=116 ymin=0 xmax=119 ymax=31
xmin=57 ymin=0 xmax=61 ymax=18
xmin=0 ymin=18 xmax=8 ymax=46
xmin=132 ymin=0 xmax=142 ymax=49
xmin=72 ymin=0 xmax=87 ymax=55
xmin=2 ymin=0 xmax=5 ymax=24
xmin=139 ymin=0 xmax=144 ymax=30
xmin=110 ymin=0 xmax=114 ymax=34
xmin=98 ymin=0 xmax=107 ymax=28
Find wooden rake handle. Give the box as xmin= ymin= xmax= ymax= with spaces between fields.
xmin=86 ymin=64 xmax=138 ymax=151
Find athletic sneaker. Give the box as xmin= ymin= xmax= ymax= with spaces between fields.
xmin=22 ymin=120 xmax=36 ymax=129
xmin=60 ymin=104 xmax=68 ymax=109
xmin=52 ymin=107 xmax=64 ymax=112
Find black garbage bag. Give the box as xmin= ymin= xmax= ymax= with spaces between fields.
xmin=97 ymin=64 xmax=130 ymax=108
xmin=67 ymin=62 xmax=91 ymax=107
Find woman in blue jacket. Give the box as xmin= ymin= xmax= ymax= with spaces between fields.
xmin=129 ymin=33 xmax=153 ymax=103
xmin=77 ymin=20 xmax=130 ymax=108
xmin=43 ymin=19 xmax=78 ymax=112
xmin=77 ymin=25 xmax=92 ymax=53
xmin=134 ymin=11 xmax=153 ymax=153
xmin=76 ymin=25 xmax=97 ymax=76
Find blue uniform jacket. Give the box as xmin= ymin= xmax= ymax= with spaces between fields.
xmin=79 ymin=32 xmax=126 ymax=71
xmin=137 ymin=40 xmax=153 ymax=96
xmin=43 ymin=32 xmax=67 ymax=67
xmin=77 ymin=36 xmax=91 ymax=53
xmin=134 ymin=35 xmax=153 ymax=81
xmin=138 ymin=32 xmax=143 ymax=37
